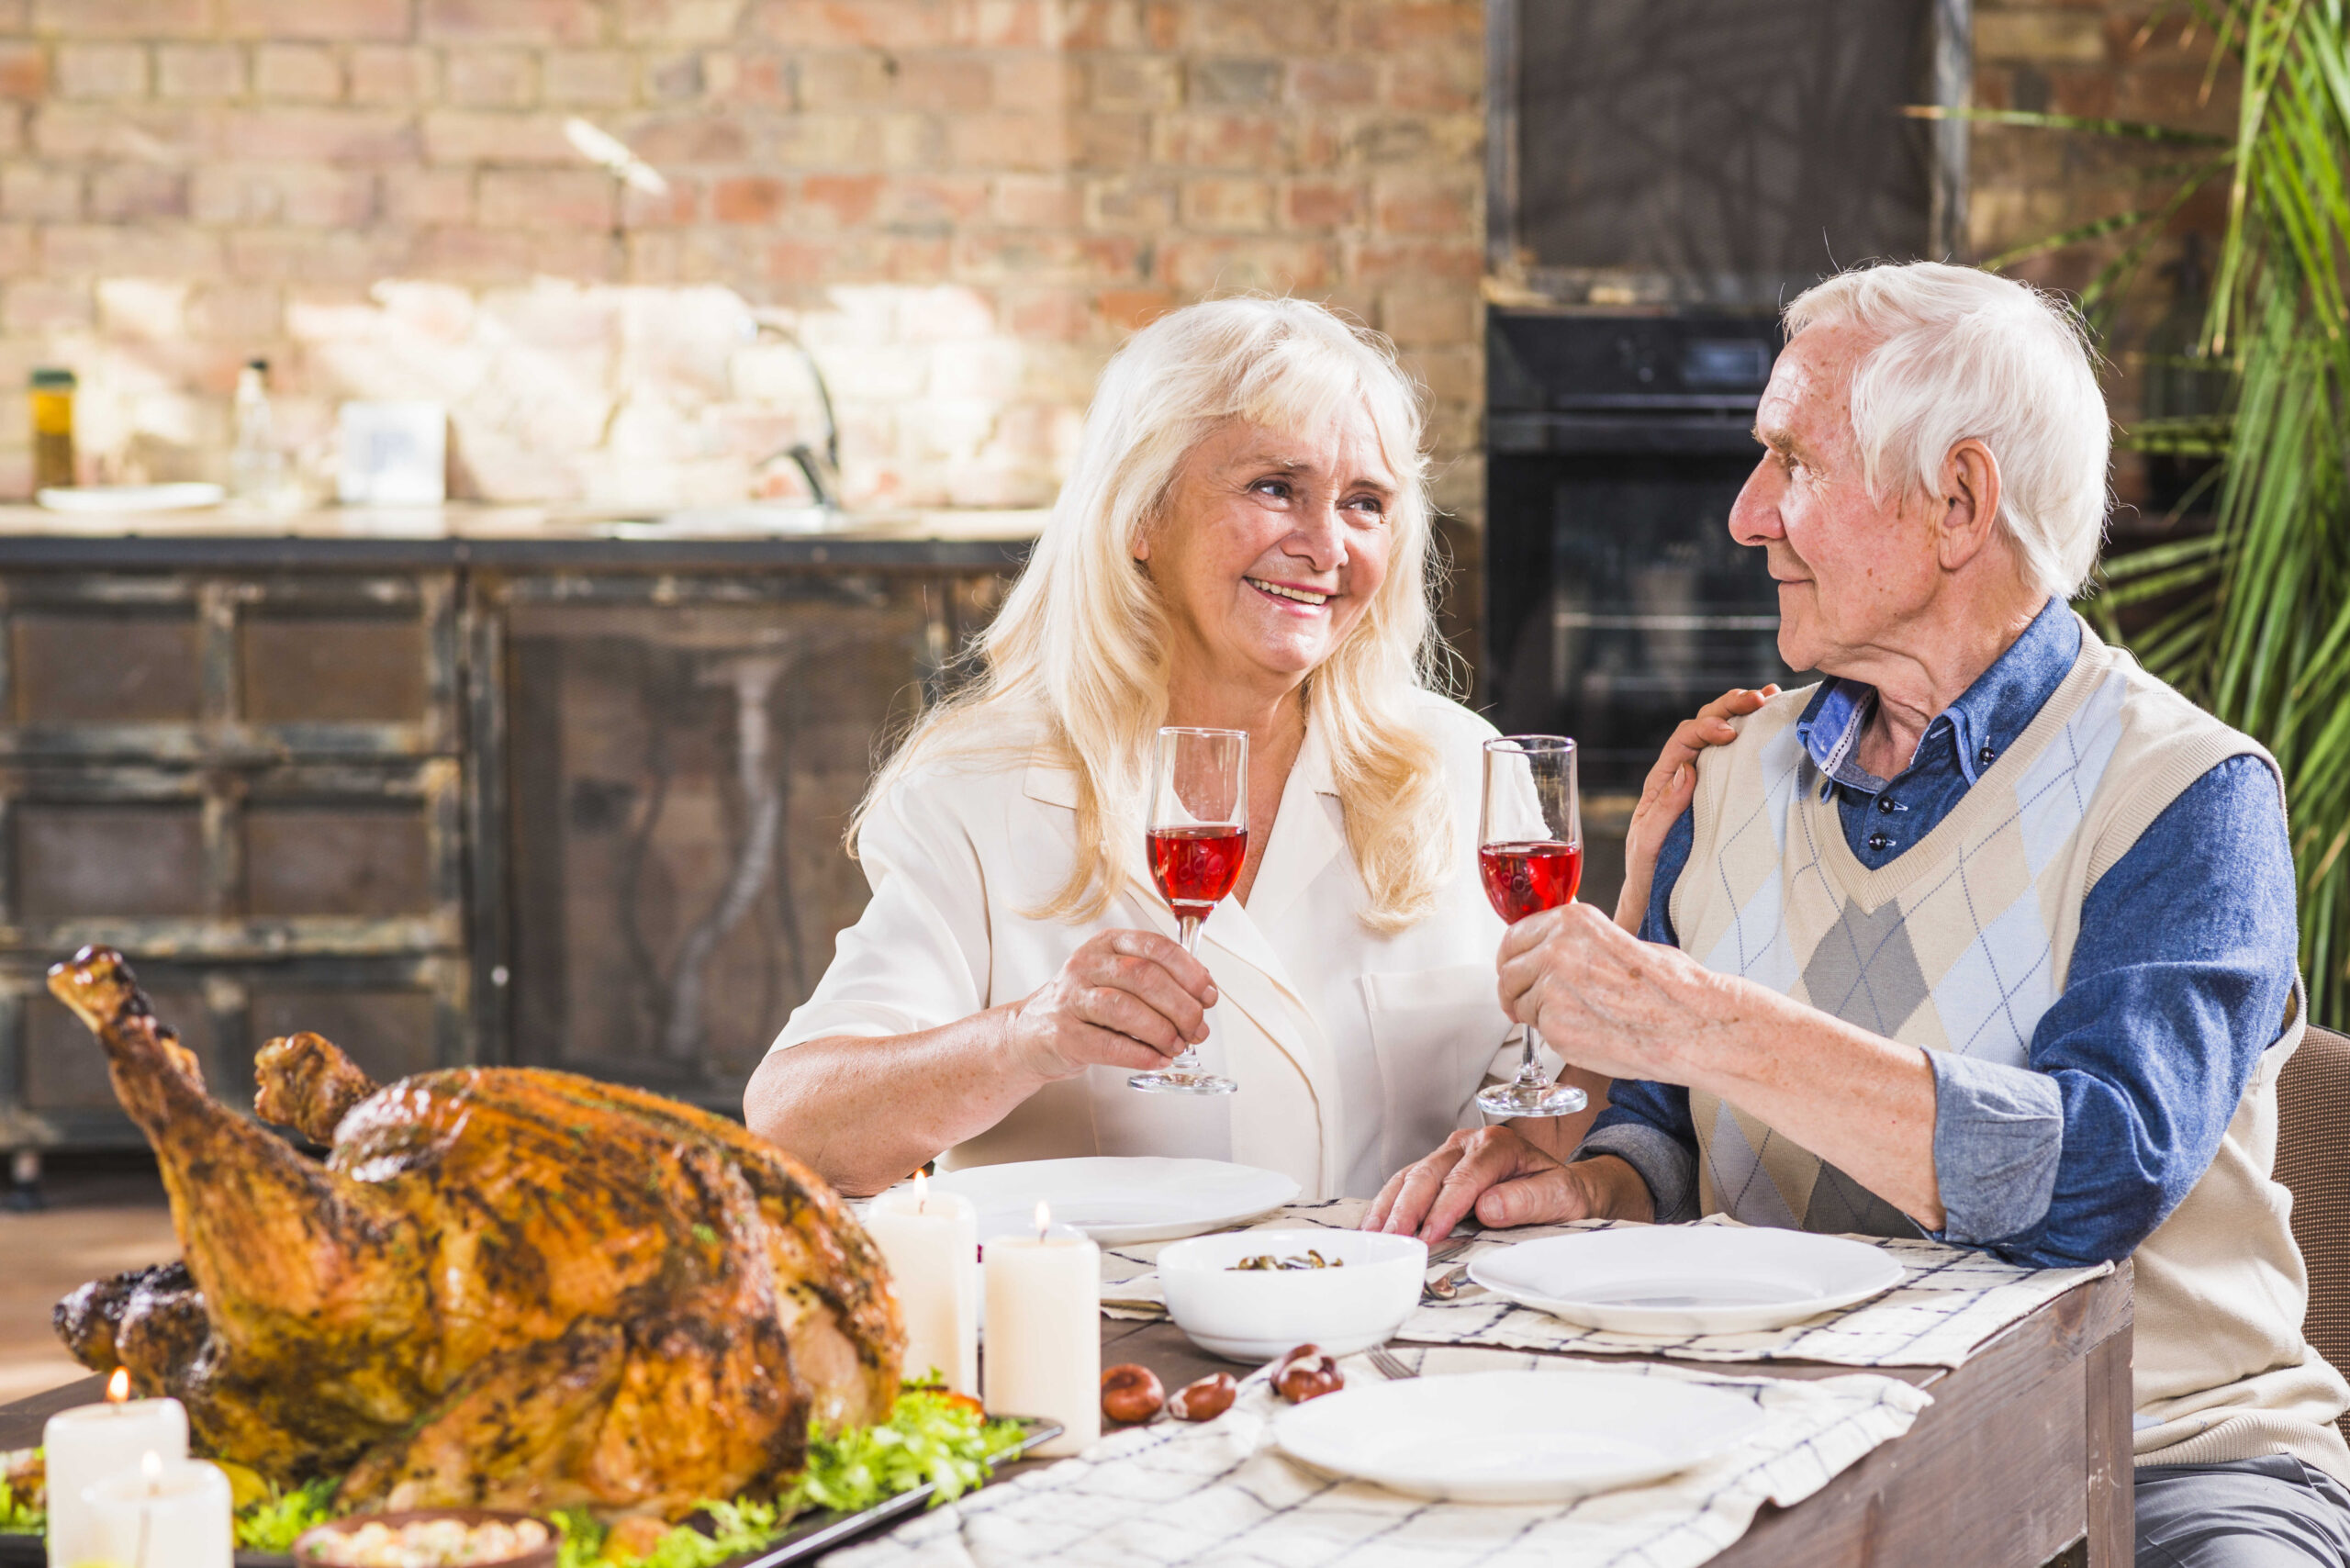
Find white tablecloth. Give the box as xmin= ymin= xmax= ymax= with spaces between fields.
xmin=1101 ymin=1201 xmax=2109 ymax=1370
xmin=832 ymin=1345 xmax=1930 ymax=1568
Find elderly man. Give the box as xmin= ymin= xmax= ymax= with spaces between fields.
xmin=1374 ymin=261 xmax=2350 ymax=1564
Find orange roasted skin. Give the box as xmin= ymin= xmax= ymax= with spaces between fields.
xmin=46 ymin=946 xmax=905 ymax=1522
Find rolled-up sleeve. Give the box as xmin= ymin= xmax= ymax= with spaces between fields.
xmin=768 ymin=772 xmax=990 ymax=1052
xmin=1943 ymin=755 xmax=2299 ymax=1268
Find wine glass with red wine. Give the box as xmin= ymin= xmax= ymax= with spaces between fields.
xmin=1475 ymin=735 xmax=1589 ymax=1119
xmin=1132 ymin=725 xmax=1247 ymax=1096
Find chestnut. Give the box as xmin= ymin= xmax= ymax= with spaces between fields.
xmin=1167 ymin=1372 xmax=1237 ymax=1422
xmin=1101 ymin=1362 xmax=1166 ymax=1424
xmin=1271 ymin=1343 xmax=1343 ymax=1405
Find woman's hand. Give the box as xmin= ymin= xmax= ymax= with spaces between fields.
xmin=1365 ymin=1127 xmax=1651 ymax=1241
xmin=1614 ymin=685 xmax=1778 ymax=931
xmin=1005 ymin=929 xmax=1220 ymax=1081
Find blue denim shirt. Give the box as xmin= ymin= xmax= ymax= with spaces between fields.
xmin=1580 ymin=599 xmax=2300 ymax=1268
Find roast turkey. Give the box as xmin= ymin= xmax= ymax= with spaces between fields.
xmin=47 ymin=946 xmax=904 ymax=1519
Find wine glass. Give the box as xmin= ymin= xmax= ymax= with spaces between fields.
xmin=1131 ymin=726 xmax=1246 ymax=1096
xmin=1475 ymin=735 xmax=1589 ymax=1119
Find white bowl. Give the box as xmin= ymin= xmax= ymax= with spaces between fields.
xmin=1158 ymin=1228 xmax=1426 ymax=1362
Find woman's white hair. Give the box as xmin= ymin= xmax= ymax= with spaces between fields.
xmin=1785 ymin=262 xmax=2111 ymax=600
xmin=854 ymin=296 xmax=1455 ymax=934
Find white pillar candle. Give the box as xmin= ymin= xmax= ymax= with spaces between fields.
xmin=867 ymin=1172 xmax=979 ymax=1396
xmin=980 ymin=1203 xmax=1099 ymax=1459
xmin=78 ymin=1455 xmax=232 ymax=1568
xmin=43 ymin=1376 xmax=190 ymax=1568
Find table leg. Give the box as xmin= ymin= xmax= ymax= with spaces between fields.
xmin=2083 ymin=1308 xmax=2135 ymax=1567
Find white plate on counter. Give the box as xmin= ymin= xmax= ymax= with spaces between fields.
xmin=934 ymin=1157 xmax=1298 ymax=1245
xmin=1273 ymin=1368 xmax=1768 ymax=1503
xmin=38 ymin=482 xmax=225 ymax=513
xmin=1468 ymin=1225 xmax=1907 ymax=1335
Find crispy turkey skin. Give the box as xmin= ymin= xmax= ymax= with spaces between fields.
xmin=48 ymin=946 xmax=904 ymax=1520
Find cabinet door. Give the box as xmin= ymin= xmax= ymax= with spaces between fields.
xmin=495 ymin=573 xmax=1002 ymax=1109
xmin=0 ymin=573 xmax=458 ymax=762
xmin=2 ymin=953 xmax=468 ymax=1149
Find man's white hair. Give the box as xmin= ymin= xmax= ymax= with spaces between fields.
xmin=1785 ymin=262 xmax=2111 ymax=601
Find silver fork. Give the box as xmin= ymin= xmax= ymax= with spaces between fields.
xmin=1367 ymin=1345 xmax=1417 ymax=1381
xmin=1426 ymin=1236 xmax=1472 ymax=1265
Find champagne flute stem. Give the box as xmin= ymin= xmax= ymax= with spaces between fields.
xmin=1171 ymin=913 xmax=1205 ymax=1073
xmin=1515 ymin=1025 xmax=1548 ymax=1089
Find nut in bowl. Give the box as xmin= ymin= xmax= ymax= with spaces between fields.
xmin=1158 ymin=1228 xmax=1426 ymax=1362
xmin=294 ymin=1510 xmax=559 ymax=1568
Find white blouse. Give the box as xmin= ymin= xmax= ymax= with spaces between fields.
xmin=768 ymin=689 xmax=1519 ymax=1200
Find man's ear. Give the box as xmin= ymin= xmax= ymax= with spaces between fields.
xmin=1933 ymin=438 xmax=2003 ymax=570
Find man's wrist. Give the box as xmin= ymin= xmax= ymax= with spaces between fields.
xmin=1577 ymin=1153 xmax=1656 ymax=1223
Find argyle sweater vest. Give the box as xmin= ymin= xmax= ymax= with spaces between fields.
xmin=1672 ymin=616 xmax=2350 ymax=1481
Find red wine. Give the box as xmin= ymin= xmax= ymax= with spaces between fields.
xmin=1479 ymin=840 xmax=1583 ymax=924
xmin=1148 ymin=825 xmax=1248 ymax=917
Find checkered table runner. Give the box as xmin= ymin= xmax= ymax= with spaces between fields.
xmin=831 ymin=1345 xmax=1930 ymax=1568
xmin=1099 ymin=1201 xmax=2109 ymax=1370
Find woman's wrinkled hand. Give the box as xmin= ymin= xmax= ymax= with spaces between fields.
xmin=1004 ymin=928 xmax=1219 ymax=1081
xmin=1615 ymin=685 xmax=1778 ymax=931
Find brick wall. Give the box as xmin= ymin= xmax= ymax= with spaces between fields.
xmin=0 ymin=1 xmax=1484 ymax=517
xmin=1968 ymin=0 xmax=2238 ymax=521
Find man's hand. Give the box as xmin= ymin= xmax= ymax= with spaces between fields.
xmin=1365 ymin=1128 xmax=1651 ymax=1241
xmin=1004 ymin=929 xmax=1217 ymax=1081
xmin=1499 ymin=902 xmax=1725 ymax=1083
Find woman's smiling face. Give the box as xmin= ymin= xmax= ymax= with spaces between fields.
xmin=1137 ymin=409 xmax=1397 ymax=700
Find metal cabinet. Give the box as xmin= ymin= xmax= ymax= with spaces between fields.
xmin=0 ymin=539 xmax=1017 ymax=1153
xmin=0 ymin=569 xmax=465 ymax=1148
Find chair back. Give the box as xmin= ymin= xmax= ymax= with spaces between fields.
xmin=2277 ymin=1023 xmax=2350 ymax=1440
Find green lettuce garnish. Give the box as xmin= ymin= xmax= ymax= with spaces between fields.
xmin=236 ymin=1478 xmax=340 ymax=1552
xmin=2 ymin=1387 xmax=1025 ymax=1563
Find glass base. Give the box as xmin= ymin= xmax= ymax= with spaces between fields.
xmin=1475 ymin=1081 xmax=1588 ymax=1119
xmin=1129 ymin=1069 xmax=1239 ymax=1095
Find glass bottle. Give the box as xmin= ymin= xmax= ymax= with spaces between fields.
xmin=230 ymin=358 xmax=285 ymax=506
xmin=29 ymin=367 xmax=74 ymax=491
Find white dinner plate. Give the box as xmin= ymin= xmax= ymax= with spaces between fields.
xmin=934 ymin=1157 xmax=1299 ymax=1245
xmin=37 ymin=482 xmax=225 ymax=513
xmin=1273 ymin=1368 xmax=1768 ymax=1503
xmin=1468 ymin=1226 xmax=1907 ymax=1334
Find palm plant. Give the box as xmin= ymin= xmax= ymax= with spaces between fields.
xmin=1943 ymin=4 xmax=2350 ymax=1020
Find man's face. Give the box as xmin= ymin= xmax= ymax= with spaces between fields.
xmin=1728 ymin=325 xmax=1942 ymax=675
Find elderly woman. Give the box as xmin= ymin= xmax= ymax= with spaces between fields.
xmin=1372 ymin=261 xmax=2350 ymax=1567
xmin=745 ymin=297 xmax=1605 ymax=1202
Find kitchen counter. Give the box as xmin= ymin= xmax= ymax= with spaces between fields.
xmin=0 ymin=501 xmax=1046 ymax=570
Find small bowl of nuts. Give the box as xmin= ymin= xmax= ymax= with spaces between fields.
xmin=294 ymin=1510 xmax=558 ymax=1568
xmin=1157 ymin=1228 xmax=1426 ymax=1362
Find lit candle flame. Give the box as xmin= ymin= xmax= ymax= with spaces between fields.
xmin=1035 ymin=1200 xmax=1050 ymax=1241
xmin=140 ymin=1450 xmax=162 ymax=1491
xmin=106 ymin=1367 xmax=131 ymax=1403
xmin=913 ymin=1169 xmax=927 ymax=1214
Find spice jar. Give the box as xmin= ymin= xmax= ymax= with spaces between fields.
xmin=29 ymin=366 xmax=74 ymax=490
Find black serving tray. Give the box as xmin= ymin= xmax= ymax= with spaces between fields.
xmin=0 ymin=1416 xmax=1061 ymax=1568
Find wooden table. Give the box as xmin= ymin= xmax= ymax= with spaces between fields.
xmin=0 ymin=1263 xmax=2131 ymax=1568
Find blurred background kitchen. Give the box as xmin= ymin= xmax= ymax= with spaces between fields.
xmin=0 ymin=0 xmax=2232 ymax=1396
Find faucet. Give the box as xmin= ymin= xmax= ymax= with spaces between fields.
xmin=746 ymin=318 xmax=843 ymax=511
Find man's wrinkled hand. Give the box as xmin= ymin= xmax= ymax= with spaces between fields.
xmin=1497 ymin=902 xmax=1716 ymax=1084
xmin=1364 ymin=1126 xmax=1617 ymax=1242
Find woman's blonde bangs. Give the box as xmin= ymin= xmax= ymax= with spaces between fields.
xmin=852 ymin=296 xmax=1458 ymax=935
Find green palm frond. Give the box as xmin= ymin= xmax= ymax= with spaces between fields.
xmin=2034 ymin=3 xmax=2350 ymax=1018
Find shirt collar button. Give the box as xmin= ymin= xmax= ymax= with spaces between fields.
xmin=1978 ymin=744 xmax=1998 ymax=767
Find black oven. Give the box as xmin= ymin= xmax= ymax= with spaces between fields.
xmin=1484 ymin=311 xmax=1795 ymax=896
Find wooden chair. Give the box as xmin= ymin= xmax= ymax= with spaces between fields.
xmin=2276 ymin=1023 xmax=2350 ymax=1440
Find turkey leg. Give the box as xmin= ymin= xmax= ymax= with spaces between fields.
xmin=46 ymin=947 xmax=426 ymax=1361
